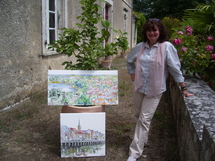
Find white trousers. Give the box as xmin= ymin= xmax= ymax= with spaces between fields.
xmin=129 ymin=91 xmax=162 ymax=159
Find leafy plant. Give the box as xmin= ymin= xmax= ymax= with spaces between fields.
xmin=183 ymin=0 xmax=215 ymax=35
xmin=116 ymin=30 xmax=129 ymax=53
xmin=49 ymin=0 xmax=126 ymax=70
xmin=133 ymin=11 xmax=146 ymax=44
xmin=161 ymin=17 xmax=181 ymax=38
xmin=100 ymin=20 xmax=120 ymax=60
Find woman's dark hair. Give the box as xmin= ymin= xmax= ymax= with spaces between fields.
xmin=142 ymin=19 xmax=168 ymax=43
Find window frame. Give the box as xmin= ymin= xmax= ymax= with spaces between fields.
xmin=41 ymin=0 xmax=68 ymax=56
xmin=47 ymin=0 xmax=58 ymax=46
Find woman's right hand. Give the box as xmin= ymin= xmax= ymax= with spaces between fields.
xmin=130 ymin=74 xmax=135 ymax=81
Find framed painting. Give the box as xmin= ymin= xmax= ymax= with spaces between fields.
xmin=48 ymin=70 xmax=118 ymax=106
xmin=60 ymin=113 xmax=106 ymax=158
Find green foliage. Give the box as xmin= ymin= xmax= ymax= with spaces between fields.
xmin=48 ymin=0 xmax=126 ymax=70
xmin=119 ymin=81 xmax=129 ymax=90
xmin=161 ymin=17 xmax=181 ymax=38
xmin=183 ymin=0 xmax=215 ymax=35
xmin=133 ymin=0 xmax=152 ymax=18
xmin=179 ymin=1 xmax=215 ymax=88
xmin=133 ymin=11 xmax=146 ymax=43
xmin=101 ymin=21 xmax=121 ymax=58
xmin=115 ymin=30 xmax=129 ymax=52
xmin=133 ymin=0 xmax=206 ymax=19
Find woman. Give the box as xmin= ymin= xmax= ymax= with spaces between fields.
xmin=126 ymin=19 xmax=193 ymax=161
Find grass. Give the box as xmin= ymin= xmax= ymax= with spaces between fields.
xmin=0 ymin=56 xmax=180 ymax=161
xmin=111 ymin=56 xmax=127 ymax=69
xmin=119 ymin=80 xmax=130 ymax=97
xmin=0 ymin=120 xmax=7 ymax=132
xmin=119 ymin=81 xmax=129 ymax=90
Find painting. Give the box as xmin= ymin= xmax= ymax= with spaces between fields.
xmin=48 ymin=70 xmax=118 ymax=106
xmin=60 ymin=113 xmax=106 ymax=158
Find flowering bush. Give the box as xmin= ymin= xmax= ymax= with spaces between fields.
xmin=207 ymin=36 xmax=214 ymax=41
xmin=206 ymin=45 xmax=214 ymax=52
xmin=170 ymin=26 xmax=215 ymax=76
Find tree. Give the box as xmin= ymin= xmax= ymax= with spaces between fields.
xmin=133 ymin=0 xmax=152 ymax=18
xmin=133 ymin=0 xmax=207 ymax=19
xmin=161 ymin=17 xmax=181 ymax=38
xmin=183 ymin=0 xmax=215 ymax=35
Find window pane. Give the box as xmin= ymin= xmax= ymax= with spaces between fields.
xmin=49 ymin=0 xmax=55 ymax=11
xmin=49 ymin=30 xmax=55 ymax=44
xmin=105 ymin=5 xmax=109 ymax=20
xmin=49 ymin=13 xmax=55 ymax=28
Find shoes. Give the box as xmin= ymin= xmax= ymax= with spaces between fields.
xmin=127 ymin=156 xmax=137 ymax=161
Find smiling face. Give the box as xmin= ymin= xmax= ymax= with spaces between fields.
xmin=142 ymin=20 xmax=168 ymax=46
xmin=146 ymin=26 xmax=160 ymax=46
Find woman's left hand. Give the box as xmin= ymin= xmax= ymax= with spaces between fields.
xmin=182 ymin=90 xmax=194 ymax=98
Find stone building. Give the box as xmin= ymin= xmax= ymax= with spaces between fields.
xmin=0 ymin=0 xmax=137 ymax=110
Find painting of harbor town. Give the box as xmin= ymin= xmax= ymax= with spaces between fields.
xmin=60 ymin=113 xmax=105 ymax=158
xmin=48 ymin=70 xmax=118 ymax=106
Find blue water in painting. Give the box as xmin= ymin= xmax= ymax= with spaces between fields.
xmin=48 ymin=83 xmax=78 ymax=92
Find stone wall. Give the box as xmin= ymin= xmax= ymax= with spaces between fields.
xmin=169 ymin=76 xmax=215 ymax=161
xmin=0 ymin=0 xmax=75 ymax=110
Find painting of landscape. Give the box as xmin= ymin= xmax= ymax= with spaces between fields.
xmin=48 ymin=70 xmax=118 ymax=106
xmin=60 ymin=113 xmax=105 ymax=158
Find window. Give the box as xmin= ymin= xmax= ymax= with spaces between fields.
xmin=48 ymin=0 xmax=57 ymax=45
xmin=104 ymin=2 xmax=113 ymax=43
xmin=105 ymin=0 xmax=113 ymax=5
xmin=105 ymin=4 xmax=109 ymax=21
xmin=42 ymin=0 xmax=68 ymax=55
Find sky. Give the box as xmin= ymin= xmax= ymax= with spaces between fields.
xmin=60 ymin=113 xmax=106 ymax=134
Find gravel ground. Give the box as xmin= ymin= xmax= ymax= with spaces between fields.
xmin=0 ymin=56 xmax=179 ymax=161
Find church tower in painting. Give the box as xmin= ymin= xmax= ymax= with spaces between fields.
xmin=77 ymin=118 xmax=81 ymax=130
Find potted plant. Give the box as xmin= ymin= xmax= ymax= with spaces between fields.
xmin=99 ymin=20 xmax=120 ymax=69
xmin=116 ymin=30 xmax=129 ymax=58
xmin=49 ymin=0 xmax=123 ymax=70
